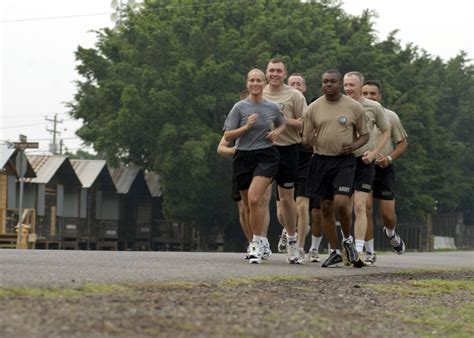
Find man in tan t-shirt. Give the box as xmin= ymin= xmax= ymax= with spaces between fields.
xmin=302 ymin=69 xmax=369 ymax=268
xmin=343 ymin=71 xmax=390 ymax=264
xmin=263 ymin=58 xmax=307 ymax=264
xmin=362 ymin=80 xmax=407 ymax=265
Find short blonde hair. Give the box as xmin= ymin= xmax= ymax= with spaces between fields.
xmin=247 ymin=68 xmax=266 ymax=82
xmin=344 ymin=71 xmax=364 ymax=84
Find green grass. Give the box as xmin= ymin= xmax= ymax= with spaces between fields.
xmin=363 ymin=279 xmax=474 ymax=337
xmin=365 ymin=278 xmax=474 ymax=296
xmin=404 ymin=302 xmax=474 ymax=337
xmin=394 ymin=267 xmax=474 ymax=276
xmin=0 ymin=283 xmax=130 ymax=298
xmin=220 ymin=275 xmax=312 ymax=287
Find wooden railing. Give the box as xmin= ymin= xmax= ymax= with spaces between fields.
xmin=0 ymin=208 xmax=36 ymax=249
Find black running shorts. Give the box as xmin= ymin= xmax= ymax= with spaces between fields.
xmin=307 ymin=154 xmax=356 ymax=200
xmin=353 ymin=156 xmax=375 ymax=193
xmin=310 ymin=197 xmax=321 ymax=210
xmin=294 ymin=144 xmax=313 ymax=198
xmin=274 ymin=144 xmax=298 ymax=189
xmin=372 ymin=164 xmax=395 ymax=200
xmin=233 ymin=147 xmax=279 ymax=191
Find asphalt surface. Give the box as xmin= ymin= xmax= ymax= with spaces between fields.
xmin=0 ymin=250 xmax=472 ymax=288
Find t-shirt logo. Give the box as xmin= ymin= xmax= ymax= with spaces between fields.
xmin=338 ymin=116 xmax=348 ymax=125
xmin=255 ymin=111 xmax=268 ymax=120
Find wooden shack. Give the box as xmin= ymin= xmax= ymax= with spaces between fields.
xmin=0 ymin=144 xmax=36 ymax=248
xmin=109 ymin=166 xmax=152 ymax=250
xmin=70 ymin=159 xmax=118 ymax=250
xmin=25 ymin=155 xmax=82 ymax=249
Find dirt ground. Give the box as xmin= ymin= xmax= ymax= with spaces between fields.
xmin=0 ymin=269 xmax=472 ymax=338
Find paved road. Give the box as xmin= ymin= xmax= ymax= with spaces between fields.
xmin=0 ymin=250 xmax=472 ymax=288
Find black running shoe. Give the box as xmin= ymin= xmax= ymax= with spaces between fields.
xmin=384 ymin=228 xmax=406 ymax=255
xmin=352 ymin=256 xmax=365 ymax=268
xmin=342 ymin=238 xmax=361 ymax=266
xmin=321 ymin=250 xmax=343 ymax=268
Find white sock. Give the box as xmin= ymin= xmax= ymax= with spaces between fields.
xmin=384 ymin=227 xmax=395 ymax=238
xmin=253 ymin=235 xmax=261 ymax=243
xmin=355 ymin=239 xmax=365 ymax=253
xmin=287 ymin=235 xmax=297 ymax=244
xmin=365 ymin=239 xmax=374 ymax=254
xmin=310 ymin=235 xmax=323 ymax=251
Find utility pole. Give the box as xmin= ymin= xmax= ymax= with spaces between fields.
xmin=46 ymin=114 xmax=62 ymax=154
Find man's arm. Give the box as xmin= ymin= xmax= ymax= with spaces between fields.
xmin=341 ymin=133 xmax=369 ymax=155
xmin=377 ymin=138 xmax=407 ymax=168
xmin=363 ymin=127 xmax=390 ymax=164
xmin=284 ymin=118 xmax=303 ymax=128
xmin=286 ymin=91 xmax=307 ymax=128
xmin=301 ymin=109 xmax=315 ymax=147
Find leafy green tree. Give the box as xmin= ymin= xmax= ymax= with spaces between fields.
xmin=64 ymin=149 xmax=106 ymax=160
xmin=69 ymin=0 xmax=474 ymax=247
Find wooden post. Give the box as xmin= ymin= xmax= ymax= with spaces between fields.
xmin=426 ymin=213 xmax=433 ymax=252
xmin=0 ymin=209 xmax=5 ymax=234
xmin=51 ymin=206 xmax=56 ymax=237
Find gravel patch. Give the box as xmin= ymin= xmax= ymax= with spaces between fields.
xmin=0 ymin=270 xmax=472 ymax=337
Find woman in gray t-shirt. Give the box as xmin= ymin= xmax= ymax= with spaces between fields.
xmin=223 ymin=68 xmax=285 ymax=264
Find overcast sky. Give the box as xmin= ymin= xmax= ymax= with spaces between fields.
xmin=1 ymin=0 xmax=473 ymax=154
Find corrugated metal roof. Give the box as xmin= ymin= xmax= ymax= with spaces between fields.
xmin=0 ymin=144 xmax=36 ymax=177
xmin=145 ymin=171 xmax=161 ymax=198
xmin=25 ymin=155 xmax=80 ymax=186
xmin=0 ymin=144 xmax=15 ymax=171
xmin=26 ymin=155 xmax=67 ymax=183
xmin=109 ymin=166 xmax=142 ymax=194
xmin=70 ymin=159 xmax=107 ymax=188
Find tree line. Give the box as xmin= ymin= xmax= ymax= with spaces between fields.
xmin=69 ymin=0 xmax=474 ymax=247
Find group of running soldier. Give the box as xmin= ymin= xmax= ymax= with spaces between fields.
xmin=220 ymin=58 xmax=407 ymax=267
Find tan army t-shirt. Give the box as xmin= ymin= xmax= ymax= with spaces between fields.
xmin=263 ymin=84 xmax=307 ymax=146
xmin=374 ymin=108 xmax=408 ymax=156
xmin=354 ymin=97 xmax=389 ymax=157
xmin=303 ymin=95 xmax=368 ymax=156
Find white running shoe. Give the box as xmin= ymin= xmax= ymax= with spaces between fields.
xmin=308 ymin=248 xmax=321 ymax=263
xmin=248 ymin=241 xmax=262 ymax=264
xmin=287 ymin=242 xmax=299 ymax=264
xmin=364 ymin=252 xmax=377 ymax=266
xmin=261 ymin=243 xmax=272 ymax=260
xmin=295 ymin=247 xmax=305 ymax=264
xmin=278 ymin=228 xmax=288 ymax=253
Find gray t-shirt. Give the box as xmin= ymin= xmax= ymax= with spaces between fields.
xmin=223 ymin=98 xmax=285 ymax=151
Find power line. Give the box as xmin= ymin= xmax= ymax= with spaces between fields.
xmin=0 ymin=122 xmax=46 ymax=129
xmin=27 ymin=136 xmax=82 ymax=142
xmin=1 ymin=117 xmax=45 ymax=121
xmin=0 ymin=12 xmax=112 ymax=24
xmin=0 ymin=0 xmax=252 ymax=24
